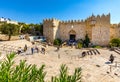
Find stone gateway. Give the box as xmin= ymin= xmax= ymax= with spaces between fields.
xmin=43 ymin=13 xmax=120 ymax=46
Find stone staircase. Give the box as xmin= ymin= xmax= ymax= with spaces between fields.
xmin=87 ymin=49 xmax=100 ymax=55
xmin=82 ymin=49 xmax=100 ymax=57
xmin=114 ymin=48 xmax=120 ymax=55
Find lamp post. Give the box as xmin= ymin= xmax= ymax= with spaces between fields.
xmin=90 ymin=19 xmax=96 ymax=26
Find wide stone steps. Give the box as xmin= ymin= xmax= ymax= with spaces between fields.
xmin=114 ymin=48 xmax=120 ymax=55
xmin=87 ymin=49 xmax=100 ymax=55
xmin=82 ymin=49 xmax=100 ymax=57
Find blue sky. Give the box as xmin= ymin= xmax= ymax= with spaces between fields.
xmin=0 ymin=0 xmax=120 ymax=24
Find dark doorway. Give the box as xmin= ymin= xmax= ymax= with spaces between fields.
xmin=70 ymin=34 xmax=76 ymax=41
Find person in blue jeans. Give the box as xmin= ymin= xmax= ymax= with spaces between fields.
xmin=31 ymin=47 xmax=34 ymax=54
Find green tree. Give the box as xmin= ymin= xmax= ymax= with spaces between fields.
xmin=19 ymin=23 xmax=43 ymax=35
xmin=34 ymin=23 xmax=43 ymax=35
xmin=0 ymin=23 xmax=19 ymax=40
xmin=19 ymin=24 xmax=30 ymax=34
xmin=84 ymin=34 xmax=90 ymax=47
xmin=110 ymin=38 xmax=120 ymax=47
xmin=54 ymin=38 xmax=62 ymax=46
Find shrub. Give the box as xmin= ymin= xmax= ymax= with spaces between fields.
xmin=54 ymin=38 xmax=62 ymax=46
xmin=93 ymin=45 xmax=102 ymax=48
xmin=0 ymin=53 xmax=82 ymax=82
xmin=51 ymin=64 xmax=82 ymax=82
xmin=0 ymin=53 xmax=46 ymax=82
xmin=77 ymin=42 xmax=83 ymax=49
xmin=110 ymin=38 xmax=120 ymax=47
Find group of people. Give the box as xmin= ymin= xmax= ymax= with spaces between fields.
xmin=31 ymin=42 xmax=46 ymax=55
xmin=17 ymin=42 xmax=115 ymax=64
xmin=17 ymin=42 xmax=46 ymax=55
xmin=17 ymin=44 xmax=28 ymax=54
xmin=31 ymin=46 xmax=39 ymax=54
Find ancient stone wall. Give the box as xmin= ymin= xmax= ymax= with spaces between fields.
xmin=43 ymin=13 xmax=112 ymax=46
xmin=43 ymin=19 xmax=60 ymax=43
xmin=90 ymin=14 xmax=110 ymax=46
xmin=92 ymin=26 xmax=110 ymax=46
xmin=43 ymin=19 xmax=54 ymax=42
xmin=115 ymin=27 xmax=120 ymax=38
xmin=59 ymin=21 xmax=86 ymax=41
xmin=110 ymin=24 xmax=120 ymax=39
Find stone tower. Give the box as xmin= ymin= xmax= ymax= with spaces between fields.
xmin=86 ymin=13 xmax=110 ymax=46
xmin=43 ymin=18 xmax=60 ymax=42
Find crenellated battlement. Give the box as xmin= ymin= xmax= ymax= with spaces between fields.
xmin=88 ymin=13 xmax=110 ymax=19
xmin=43 ymin=18 xmax=60 ymax=22
xmin=60 ymin=19 xmax=85 ymax=24
xmin=87 ymin=13 xmax=110 ymax=23
xmin=43 ymin=13 xmax=110 ymax=25
xmin=43 ymin=18 xmax=85 ymax=24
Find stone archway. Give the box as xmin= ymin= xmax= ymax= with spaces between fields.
xmin=69 ymin=30 xmax=76 ymax=41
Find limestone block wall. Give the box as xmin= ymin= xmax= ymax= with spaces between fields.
xmin=59 ymin=22 xmax=86 ymax=41
xmin=110 ymin=24 xmax=120 ymax=39
xmin=43 ymin=19 xmax=60 ymax=42
xmin=85 ymin=13 xmax=110 ymax=41
xmin=43 ymin=20 xmax=54 ymax=42
xmin=59 ymin=24 xmax=69 ymax=41
xmin=92 ymin=26 xmax=110 ymax=46
xmin=74 ymin=23 xmax=86 ymax=40
xmin=43 ymin=13 xmax=111 ymax=45
xmin=115 ymin=27 xmax=120 ymax=38
xmin=87 ymin=14 xmax=110 ymax=46
xmin=110 ymin=27 xmax=117 ymax=39
xmin=53 ymin=20 xmax=60 ymax=40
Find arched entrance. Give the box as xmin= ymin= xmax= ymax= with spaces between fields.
xmin=69 ymin=30 xmax=76 ymax=41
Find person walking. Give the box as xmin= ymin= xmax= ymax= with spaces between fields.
xmin=35 ymin=46 xmax=39 ymax=53
xmin=24 ymin=44 xmax=27 ymax=52
xmin=109 ymin=54 xmax=114 ymax=63
xmin=41 ymin=47 xmax=45 ymax=55
xmin=31 ymin=47 xmax=34 ymax=54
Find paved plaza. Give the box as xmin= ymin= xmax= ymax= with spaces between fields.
xmin=0 ymin=40 xmax=120 ymax=82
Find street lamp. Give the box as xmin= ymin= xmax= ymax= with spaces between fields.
xmin=90 ymin=19 xmax=96 ymax=26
